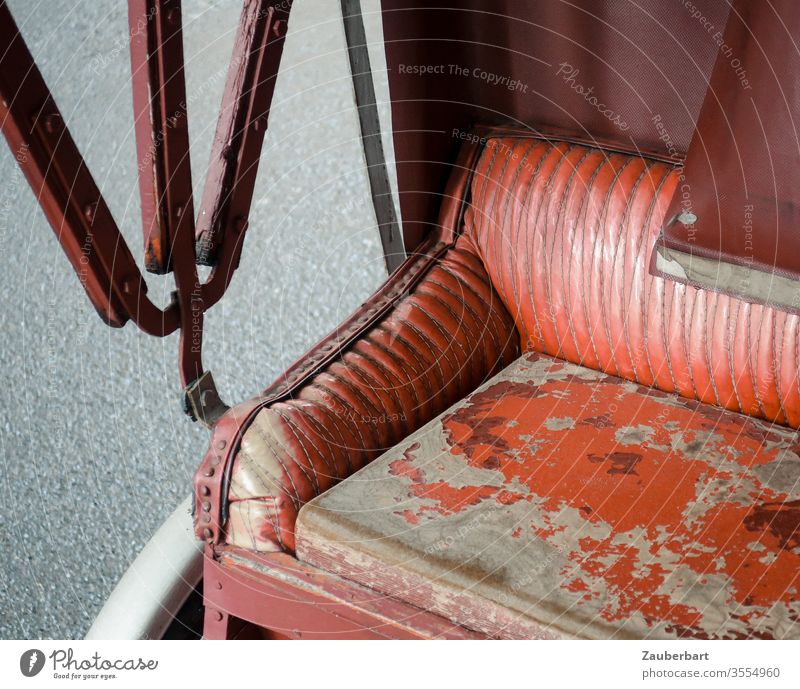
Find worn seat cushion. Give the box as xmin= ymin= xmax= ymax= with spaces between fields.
xmin=296 ymin=351 xmax=800 ymax=639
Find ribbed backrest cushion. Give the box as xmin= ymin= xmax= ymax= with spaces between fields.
xmin=463 ymin=137 xmax=800 ymax=428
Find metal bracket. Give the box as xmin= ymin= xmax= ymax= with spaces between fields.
xmin=184 ymin=371 xmax=230 ymax=428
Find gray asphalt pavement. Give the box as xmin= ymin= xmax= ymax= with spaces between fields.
xmin=0 ymin=0 xmax=393 ymax=638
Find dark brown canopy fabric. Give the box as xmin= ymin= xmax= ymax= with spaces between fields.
xmin=656 ymin=0 xmax=800 ymax=310
xmin=382 ymin=0 xmax=731 ymax=251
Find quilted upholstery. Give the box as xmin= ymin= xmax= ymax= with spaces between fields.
xmin=225 ymin=241 xmax=520 ymax=551
xmin=203 ymin=134 xmax=800 ymax=556
xmin=467 ymin=138 xmax=800 ymax=428
xmin=297 ymin=351 xmax=800 ymax=639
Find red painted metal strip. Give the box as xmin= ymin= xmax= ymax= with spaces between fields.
xmin=127 ymin=0 xmax=211 ymax=388
xmin=195 ymin=0 xmax=291 ymax=267
xmin=0 ymin=2 xmax=179 ymax=335
xmin=202 ymin=546 xmax=483 ymax=639
xmin=129 ymin=0 xmax=195 ymax=275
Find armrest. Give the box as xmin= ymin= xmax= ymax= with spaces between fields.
xmin=201 ymin=235 xmax=519 ymax=553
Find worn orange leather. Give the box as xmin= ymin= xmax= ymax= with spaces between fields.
xmin=294 ymin=137 xmax=800 ymax=639
xmin=225 ymin=241 xmax=520 ymax=551
xmin=297 ymin=351 xmax=800 ymax=639
xmin=468 ymin=138 xmax=800 ymax=428
xmin=199 ymin=134 xmax=800 ymax=555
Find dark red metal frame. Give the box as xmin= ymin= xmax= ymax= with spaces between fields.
xmin=0 ymin=0 xmax=294 ymax=424
xmin=202 ymin=546 xmax=483 ymax=639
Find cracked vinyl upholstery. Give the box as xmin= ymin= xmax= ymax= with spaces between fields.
xmin=201 ymin=135 xmax=800 ymax=560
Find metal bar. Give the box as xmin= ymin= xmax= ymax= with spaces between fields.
xmin=129 ymin=0 xmax=195 ymax=274
xmin=341 ymin=0 xmax=405 ymax=274
xmin=203 ymin=547 xmax=484 ymax=639
xmin=195 ymin=0 xmax=291 ymax=267
xmin=0 ymin=2 xmax=178 ymax=336
xmin=0 ymin=2 xmax=212 ymax=419
xmin=128 ymin=0 xmax=212 ymax=394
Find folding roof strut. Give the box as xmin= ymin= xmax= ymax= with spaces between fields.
xmin=0 ymin=0 xmax=292 ymax=425
xmin=129 ymin=0 xmax=196 ymax=276
xmin=194 ymin=0 xmax=289 ymax=267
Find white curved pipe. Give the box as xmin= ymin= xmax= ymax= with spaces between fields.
xmin=86 ymin=495 xmax=203 ymax=640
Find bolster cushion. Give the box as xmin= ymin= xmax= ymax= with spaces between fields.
xmin=224 ymin=236 xmax=520 ymax=552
